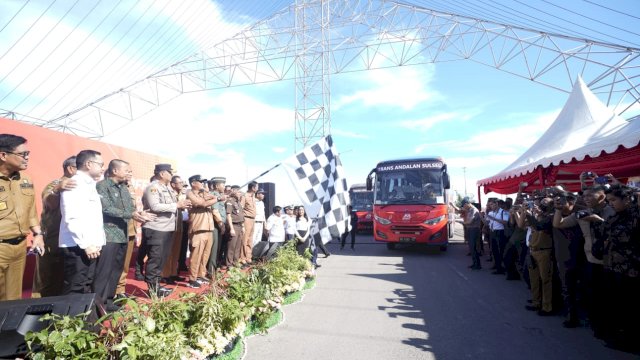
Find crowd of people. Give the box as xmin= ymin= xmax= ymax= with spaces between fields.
xmin=0 ymin=133 xmax=331 ymax=313
xmin=454 ymin=173 xmax=640 ymax=353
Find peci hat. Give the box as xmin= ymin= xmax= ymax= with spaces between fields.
xmin=154 ymin=163 xmax=173 ymax=173
xmin=461 ymin=197 xmax=470 ymax=207
xmin=257 ymin=188 xmax=266 ymax=194
xmin=188 ymin=175 xmax=205 ymax=184
xmin=210 ymin=176 xmax=226 ymax=184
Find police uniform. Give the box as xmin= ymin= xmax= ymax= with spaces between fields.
xmin=0 ymin=171 xmax=38 ymax=300
xmin=141 ymin=165 xmax=178 ymax=294
xmin=32 ymin=177 xmax=67 ymax=298
xmin=225 ymin=192 xmax=244 ymax=267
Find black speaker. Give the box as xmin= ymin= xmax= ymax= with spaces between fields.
xmin=259 ymin=182 xmax=276 ymax=213
xmin=0 ymin=293 xmax=104 ymax=358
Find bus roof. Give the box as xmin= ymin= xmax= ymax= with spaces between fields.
xmin=375 ymin=156 xmax=445 ymax=167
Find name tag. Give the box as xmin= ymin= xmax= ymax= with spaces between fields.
xmin=20 ymin=183 xmax=34 ymax=189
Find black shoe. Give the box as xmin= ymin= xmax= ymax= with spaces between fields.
xmin=537 ymin=310 xmax=553 ymax=316
xmin=170 ymin=275 xmax=185 ymax=282
xmin=492 ymin=270 xmax=505 ymax=275
xmin=324 ymin=253 xmax=331 ymax=258
xmin=156 ymin=286 xmax=173 ymax=297
xmin=114 ymin=293 xmax=135 ymax=302
xmin=314 ymin=263 xmax=321 ymax=269
xmin=525 ymin=305 xmax=540 ymax=311
xmin=161 ymin=277 xmax=176 ymax=285
xmin=186 ymin=280 xmax=201 ymax=288
xmin=135 ymin=273 xmax=144 ymax=281
xmin=105 ymin=303 xmax=121 ymax=313
xmin=505 ymin=274 xmax=520 ymax=280
xmin=526 ymin=299 xmax=533 ymax=304
xmin=196 ymin=277 xmax=208 ymax=285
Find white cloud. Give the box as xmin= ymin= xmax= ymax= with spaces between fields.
xmin=333 ymin=65 xmax=441 ymax=111
xmin=401 ymin=108 xmax=482 ymax=132
xmin=331 ymin=128 xmax=369 ymax=139
xmin=272 ymin=146 xmax=287 ymax=153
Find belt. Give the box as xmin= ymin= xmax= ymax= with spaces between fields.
xmin=0 ymin=236 xmax=26 ymax=245
xmin=530 ymin=247 xmax=552 ymax=252
xmin=491 ymin=229 xmax=504 ymax=232
xmin=245 ymin=216 xmax=255 ymax=219
xmin=232 ymin=222 xmax=243 ymax=225
xmin=255 ymin=221 xmax=264 ymax=223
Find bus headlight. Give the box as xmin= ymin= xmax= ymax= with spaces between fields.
xmin=423 ymin=215 xmax=445 ymax=225
xmin=374 ymin=215 xmax=391 ymax=225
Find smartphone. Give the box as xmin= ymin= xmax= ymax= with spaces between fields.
xmin=594 ymin=176 xmax=608 ymax=185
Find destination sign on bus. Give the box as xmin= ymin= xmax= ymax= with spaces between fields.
xmin=377 ymin=161 xmax=444 ymax=172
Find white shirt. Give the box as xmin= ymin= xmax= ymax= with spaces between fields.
xmin=488 ymin=209 xmax=508 ymax=231
xmin=255 ymin=200 xmax=266 ymax=222
xmin=59 ymin=171 xmax=106 ymax=249
xmin=295 ymin=217 xmax=311 ymax=232
xmin=284 ymin=215 xmax=297 ymax=235
xmin=265 ymin=214 xmax=285 ymax=243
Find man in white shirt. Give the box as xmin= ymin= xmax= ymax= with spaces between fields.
xmin=283 ymin=206 xmax=296 ymax=242
xmin=483 ymin=199 xmax=510 ymax=275
xmin=264 ymin=206 xmax=285 ymax=259
xmin=59 ymin=150 xmax=106 ymax=294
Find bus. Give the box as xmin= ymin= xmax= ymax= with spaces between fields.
xmin=366 ymin=157 xmax=452 ymax=250
xmin=348 ymin=183 xmax=373 ymax=232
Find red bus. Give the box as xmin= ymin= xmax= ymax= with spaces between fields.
xmin=348 ymin=183 xmax=373 ymax=232
xmin=366 ymin=157 xmax=452 ymax=250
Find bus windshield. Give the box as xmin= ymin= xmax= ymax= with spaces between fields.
xmin=375 ymin=169 xmax=445 ymax=205
xmin=351 ymin=191 xmax=373 ymax=211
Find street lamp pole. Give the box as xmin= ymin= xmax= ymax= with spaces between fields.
xmin=463 ymin=166 xmax=467 ymax=197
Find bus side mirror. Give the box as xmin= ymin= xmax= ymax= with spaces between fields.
xmin=444 ymin=173 xmax=451 ymax=189
xmin=366 ymin=177 xmax=372 ymax=191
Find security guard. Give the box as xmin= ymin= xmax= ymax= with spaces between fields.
xmin=0 ymin=134 xmax=45 ymax=301
xmin=141 ymin=164 xmax=190 ymax=297
xmin=225 ymin=185 xmax=244 ymax=267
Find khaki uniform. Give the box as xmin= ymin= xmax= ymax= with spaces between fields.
xmin=0 ymin=171 xmax=38 ymax=301
xmin=241 ymin=192 xmax=256 ymax=262
xmin=32 ymin=177 xmax=67 ymax=298
xmin=225 ymin=195 xmax=244 ymax=267
xmin=116 ymin=219 xmax=136 ymax=295
xmin=528 ymin=214 xmax=554 ymax=312
xmin=187 ymin=190 xmax=214 ymax=281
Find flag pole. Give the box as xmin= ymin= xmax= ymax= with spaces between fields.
xmin=240 ymin=163 xmax=281 ymax=188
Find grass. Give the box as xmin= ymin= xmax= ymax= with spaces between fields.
xmin=283 ymin=290 xmax=303 ymax=305
xmin=210 ymin=338 xmax=243 ymax=360
xmin=244 ymin=310 xmax=283 ymax=336
xmin=304 ymin=277 xmax=316 ymax=290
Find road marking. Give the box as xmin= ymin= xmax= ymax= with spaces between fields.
xmin=449 ymin=263 xmax=469 ymax=281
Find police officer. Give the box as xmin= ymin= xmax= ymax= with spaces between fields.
xmin=32 ymin=156 xmax=77 ymax=298
xmin=141 ymin=164 xmax=190 ymax=297
xmin=225 ymin=185 xmax=244 ymax=267
xmin=0 ymin=134 xmax=45 ymax=301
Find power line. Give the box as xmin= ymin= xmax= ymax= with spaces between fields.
xmin=581 ymin=0 xmax=640 ymax=21
xmin=0 ymin=0 xmax=105 ymax=103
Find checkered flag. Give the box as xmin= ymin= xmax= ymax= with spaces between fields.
xmin=283 ymin=135 xmax=351 ymax=244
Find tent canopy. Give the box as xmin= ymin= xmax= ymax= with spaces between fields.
xmin=477 ymin=76 xmax=640 ymax=194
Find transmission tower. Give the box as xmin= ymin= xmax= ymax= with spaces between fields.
xmin=2 ymin=0 xmax=639 ymax=140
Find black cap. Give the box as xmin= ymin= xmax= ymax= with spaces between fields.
xmin=154 ymin=163 xmax=173 ymax=173
xmin=189 ymin=175 xmax=205 ymax=184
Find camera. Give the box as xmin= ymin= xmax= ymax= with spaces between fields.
xmin=575 ymin=209 xmax=593 ymax=219
xmin=585 ymin=171 xmax=595 ymax=178
xmin=594 ymin=176 xmax=608 ymax=185
xmin=527 ymin=200 xmax=534 ymax=210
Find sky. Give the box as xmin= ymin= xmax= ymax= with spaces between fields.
xmin=1 ymin=0 xmax=639 ymax=205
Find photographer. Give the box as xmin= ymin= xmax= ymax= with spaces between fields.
xmin=524 ymin=196 xmax=555 ymax=316
xmin=574 ymin=184 xmax=615 ymax=339
xmin=551 ymin=191 xmax=585 ymax=328
xmin=599 ymin=184 xmax=640 ymax=351
xmin=482 ymin=199 xmax=510 ymax=275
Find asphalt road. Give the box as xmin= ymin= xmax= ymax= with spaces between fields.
xmin=244 ymin=226 xmax=635 ymax=360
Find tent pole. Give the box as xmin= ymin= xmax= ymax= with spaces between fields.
xmin=538 ymin=167 xmax=545 ymax=189
xmin=478 ymin=186 xmax=483 ymax=211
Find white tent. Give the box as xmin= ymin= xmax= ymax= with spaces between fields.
xmin=479 ymin=76 xmax=638 ymax=186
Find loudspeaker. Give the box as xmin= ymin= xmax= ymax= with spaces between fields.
xmin=259 ymin=182 xmax=276 ymax=213
xmin=0 ymin=293 xmax=104 ymax=358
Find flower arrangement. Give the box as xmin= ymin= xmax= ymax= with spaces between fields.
xmin=25 ymin=241 xmax=315 ymax=360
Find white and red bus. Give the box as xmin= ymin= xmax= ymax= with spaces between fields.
xmin=366 ymin=157 xmax=452 ymax=250
xmin=348 ymin=183 xmax=373 ymax=232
